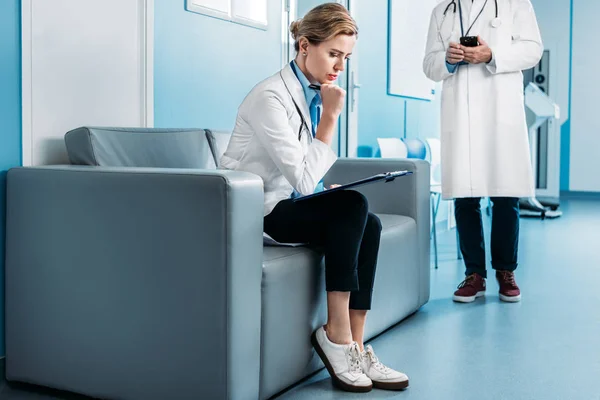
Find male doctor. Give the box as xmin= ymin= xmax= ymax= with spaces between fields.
xmin=423 ymin=0 xmax=542 ymax=303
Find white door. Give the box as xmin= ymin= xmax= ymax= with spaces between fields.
xmin=22 ymin=0 xmax=154 ymax=166
xmin=345 ymin=0 xmax=360 ymax=158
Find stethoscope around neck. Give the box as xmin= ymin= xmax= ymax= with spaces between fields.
xmin=443 ymin=0 xmax=502 ymax=33
xmin=279 ymin=70 xmax=313 ymax=143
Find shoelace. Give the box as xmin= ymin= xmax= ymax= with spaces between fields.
xmin=346 ymin=342 xmax=363 ymax=375
xmin=457 ymin=274 xmax=477 ymax=289
xmin=365 ymin=345 xmax=391 ymax=373
xmin=499 ymin=271 xmax=516 ymax=286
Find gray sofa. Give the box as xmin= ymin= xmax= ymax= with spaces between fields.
xmin=4 ymin=127 xmax=430 ymax=400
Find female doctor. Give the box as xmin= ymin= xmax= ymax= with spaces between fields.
xmin=423 ymin=0 xmax=543 ymax=303
xmin=220 ymin=3 xmax=408 ymax=393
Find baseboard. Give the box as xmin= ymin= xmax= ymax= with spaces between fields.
xmin=560 ymin=190 xmax=600 ymax=199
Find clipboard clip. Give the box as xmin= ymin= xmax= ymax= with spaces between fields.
xmin=384 ymin=170 xmax=411 ymax=182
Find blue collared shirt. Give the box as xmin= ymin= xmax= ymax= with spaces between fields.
xmin=290 ymin=61 xmax=322 ymax=136
xmin=289 ymin=60 xmax=324 ymax=194
xmin=446 ymin=61 xmax=460 ymax=73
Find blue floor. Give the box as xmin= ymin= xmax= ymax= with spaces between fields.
xmin=275 ymin=198 xmax=600 ymax=400
xmin=1 ymin=199 xmax=599 ymax=399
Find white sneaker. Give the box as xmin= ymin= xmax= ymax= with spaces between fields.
xmin=360 ymin=345 xmax=409 ymax=390
xmin=311 ymin=326 xmax=372 ymax=392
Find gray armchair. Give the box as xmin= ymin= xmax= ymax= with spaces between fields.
xmin=4 ymin=127 xmax=430 ymax=400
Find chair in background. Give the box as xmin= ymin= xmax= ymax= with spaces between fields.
xmin=376 ymin=138 xmax=408 ymax=158
xmin=426 ymin=138 xmax=442 ymax=270
xmin=377 ymin=136 xmax=462 ymax=270
xmin=424 ymin=138 xmax=462 ymax=269
xmin=402 ymin=138 xmax=428 ymax=159
xmin=357 ymin=145 xmax=374 ymax=158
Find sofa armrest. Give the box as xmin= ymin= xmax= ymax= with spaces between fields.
xmin=324 ymin=158 xmax=431 ymax=305
xmin=5 ymin=165 xmax=264 ymax=400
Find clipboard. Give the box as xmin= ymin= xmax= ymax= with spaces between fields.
xmin=292 ymin=170 xmax=413 ymax=202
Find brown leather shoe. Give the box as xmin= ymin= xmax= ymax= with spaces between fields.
xmin=496 ymin=270 xmax=521 ymax=302
xmin=453 ymin=273 xmax=486 ymax=303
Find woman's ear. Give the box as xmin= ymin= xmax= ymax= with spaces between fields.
xmin=299 ymin=38 xmax=309 ymax=55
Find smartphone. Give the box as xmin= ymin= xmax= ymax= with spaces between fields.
xmin=309 ymin=84 xmax=321 ymax=91
xmin=460 ymin=36 xmax=479 ymax=47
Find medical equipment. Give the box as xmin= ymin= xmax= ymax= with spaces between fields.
xmin=280 ymin=70 xmax=313 ymax=142
xmin=441 ymin=0 xmax=501 ymax=35
xmin=520 ymin=82 xmax=562 ymax=219
xmin=523 ymin=50 xmax=562 ymax=212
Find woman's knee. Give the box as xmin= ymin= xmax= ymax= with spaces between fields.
xmin=343 ymin=190 xmax=369 ymax=210
xmin=366 ymin=212 xmax=382 ymax=234
xmin=329 ymin=190 xmax=368 ymax=216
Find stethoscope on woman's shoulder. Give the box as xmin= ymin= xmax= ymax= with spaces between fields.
xmin=441 ymin=0 xmax=502 ymax=35
xmin=279 ymin=70 xmax=314 ymax=143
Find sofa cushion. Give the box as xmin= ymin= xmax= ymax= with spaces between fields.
xmin=65 ymin=127 xmax=218 ymax=169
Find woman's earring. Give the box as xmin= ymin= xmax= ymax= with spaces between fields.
xmin=303 ymin=52 xmax=307 ymax=56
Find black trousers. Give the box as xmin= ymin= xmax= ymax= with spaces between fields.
xmin=264 ymin=190 xmax=382 ymax=310
xmin=454 ymin=197 xmax=520 ymax=279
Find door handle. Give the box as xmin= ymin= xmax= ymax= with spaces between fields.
xmin=350 ymin=71 xmax=361 ymax=112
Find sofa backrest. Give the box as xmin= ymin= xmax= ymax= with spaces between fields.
xmin=65 ymin=127 xmax=231 ymax=169
xmin=210 ymin=130 xmax=232 ymax=165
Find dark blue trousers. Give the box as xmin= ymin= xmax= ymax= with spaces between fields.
xmin=264 ymin=190 xmax=381 ymax=310
xmin=454 ymin=197 xmax=520 ymax=279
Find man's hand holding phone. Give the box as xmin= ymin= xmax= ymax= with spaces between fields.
xmin=446 ymin=42 xmax=464 ymax=65
xmin=462 ymin=36 xmax=492 ymax=64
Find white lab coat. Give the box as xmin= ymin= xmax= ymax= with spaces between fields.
xmin=423 ymin=0 xmax=543 ymax=199
xmin=220 ymin=63 xmax=337 ymax=216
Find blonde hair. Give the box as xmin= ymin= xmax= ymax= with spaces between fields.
xmin=290 ymin=3 xmax=358 ymax=53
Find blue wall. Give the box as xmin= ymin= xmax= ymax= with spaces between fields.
xmin=0 ymin=0 xmax=22 ymax=357
xmin=154 ymin=0 xmax=284 ymax=130
xmin=298 ymin=0 xmax=328 ymax=18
